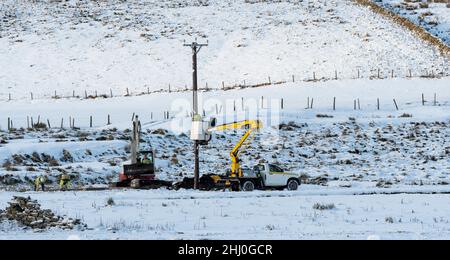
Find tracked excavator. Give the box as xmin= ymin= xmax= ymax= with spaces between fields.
xmin=175 ymin=118 xmax=301 ymax=191
xmin=113 ymin=116 xmax=172 ymax=189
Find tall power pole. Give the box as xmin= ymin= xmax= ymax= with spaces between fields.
xmin=184 ymin=40 xmax=208 ymax=189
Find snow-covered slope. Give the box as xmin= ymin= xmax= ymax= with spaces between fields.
xmin=376 ymin=0 xmax=450 ymax=45
xmin=0 ymin=0 xmax=448 ymax=100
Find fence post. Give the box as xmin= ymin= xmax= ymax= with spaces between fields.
xmin=47 ymin=119 xmax=51 ymax=129
xmin=281 ymin=98 xmax=284 ymax=110
xmin=377 ymin=98 xmax=380 ymax=110
xmin=30 ymin=92 xmax=33 ymax=100
xmin=107 ymin=115 xmax=111 ymax=125
xmin=422 ymin=93 xmax=425 ymax=106
xmin=90 ymin=116 xmax=93 ymax=128
xmin=393 ymin=99 xmax=399 ymax=111
xmin=434 ymin=93 xmax=437 ymax=106
xmin=61 ymin=118 xmax=64 ymax=129
xmin=8 ymin=93 xmax=11 ymax=101
xmin=333 ymin=97 xmax=336 ymax=111
xmin=292 ymin=75 xmax=295 ymax=83
xmin=8 ymin=117 xmax=11 ymax=131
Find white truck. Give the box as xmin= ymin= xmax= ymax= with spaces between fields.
xmin=237 ymin=163 xmax=301 ymax=191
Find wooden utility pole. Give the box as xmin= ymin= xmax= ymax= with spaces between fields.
xmin=184 ymin=40 xmax=208 ymax=190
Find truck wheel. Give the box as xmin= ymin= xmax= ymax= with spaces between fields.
xmin=287 ymin=179 xmax=299 ymax=191
xmin=241 ymin=181 xmax=255 ymax=192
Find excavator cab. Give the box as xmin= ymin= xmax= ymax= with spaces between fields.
xmin=138 ymin=150 xmax=154 ymax=165
xmin=122 ymin=150 xmax=155 ymax=178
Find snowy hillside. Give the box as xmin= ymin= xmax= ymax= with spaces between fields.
xmin=0 ymin=0 xmax=448 ymax=100
xmin=1 ymin=0 xmax=449 ymax=241
xmin=375 ymin=0 xmax=450 ymax=45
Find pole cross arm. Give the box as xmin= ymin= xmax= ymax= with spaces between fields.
xmin=183 ymin=41 xmax=209 ymax=54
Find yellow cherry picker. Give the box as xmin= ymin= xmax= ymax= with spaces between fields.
xmin=176 ymin=119 xmax=301 ymax=191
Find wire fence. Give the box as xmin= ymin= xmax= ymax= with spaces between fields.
xmin=1 ymin=91 xmax=444 ymax=131
xmin=2 ymin=67 xmax=449 ymax=102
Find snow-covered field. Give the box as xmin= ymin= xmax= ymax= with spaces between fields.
xmin=1 ymin=77 xmax=449 ymax=130
xmin=1 ymin=0 xmax=449 ymax=240
xmin=2 ymin=189 xmax=450 ymax=239
xmin=376 ymin=0 xmax=450 ymax=45
xmin=0 ymin=0 xmax=448 ymax=100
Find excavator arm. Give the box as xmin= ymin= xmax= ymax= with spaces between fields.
xmin=208 ymin=120 xmax=263 ymax=178
xmin=130 ymin=116 xmax=142 ymax=164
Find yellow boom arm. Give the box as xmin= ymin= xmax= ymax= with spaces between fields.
xmin=208 ymin=120 xmax=263 ymax=178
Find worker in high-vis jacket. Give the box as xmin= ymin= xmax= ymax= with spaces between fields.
xmin=34 ymin=175 xmax=46 ymax=191
xmin=141 ymin=154 xmax=152 ymax=165
xmin=59 ymin=173 xmax=70 ymax=191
